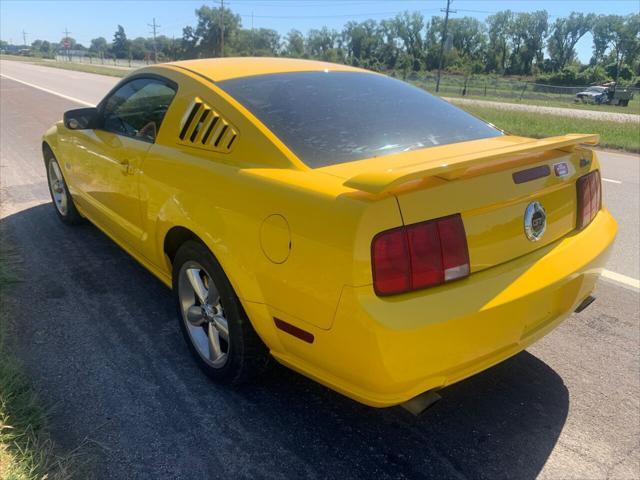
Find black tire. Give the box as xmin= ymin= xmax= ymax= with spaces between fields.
xmin=172 ymin=240 xmax=269 ymax=384
xmin=44 ymin=147 xmax=83 ymax=225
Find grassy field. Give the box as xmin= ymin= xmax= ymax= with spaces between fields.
xmin=4 ymin=55 xmax=639 ymax=115
xmin=460 ymin=104 xmax=640 ymax=153
xmin=2 ymin=54 xmax=638 ymax=152
xmin=0 ymin=250 xmax=70 ymax=480
xmin=439 ymin=90 xmax=640 ymax=116
xmin=410 ymin=74 xmax=640 ymax=116
xmin=0 ymin=54 xmax=127 ymax=78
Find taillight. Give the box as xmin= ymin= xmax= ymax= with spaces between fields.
xmin=372 ymin=214 xmax=470 ymax=296
xmin=576 ymin=170 xmax=601 ymax=230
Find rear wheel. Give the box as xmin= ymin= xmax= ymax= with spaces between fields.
xmin=173 ymin=240 xmax=269 ymax=384
xmin=44 ymin=149 xmax=83 ymax=225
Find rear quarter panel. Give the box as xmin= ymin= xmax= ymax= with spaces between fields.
xmin=137 ymin=66 xmax=402 ymax=337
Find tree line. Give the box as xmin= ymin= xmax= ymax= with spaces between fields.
xmin=5 ymin=6 xmax=640 ymax=86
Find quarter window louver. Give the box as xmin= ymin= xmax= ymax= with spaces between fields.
xmin=178 ymin=97 xmax=238 ymax=153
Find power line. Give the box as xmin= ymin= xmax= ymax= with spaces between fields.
xmin=148 ymin=17 xmax=160 ymax=62
xmin=436 ymin=0 xmax=456 ymax=93
xmin=235 ymin=9 xmax=440 ymax=19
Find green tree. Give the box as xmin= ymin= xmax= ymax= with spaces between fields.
xmin=284 ymin=29 xmax=305 ymax=57
xmin=547 ymin=12 xmax=594 ymax=70
xmin=486 ymin=10 xmax=513 ymax=73
xmin=32 ymin=39 xmax=54 ymax=57
xmin=156 ymin=35 xmax=179 ymax=61
xmin=508 ymin=11 xmax=548 ymax=75
xmin=185 ymin=5 xmax=241 ymax=57
xmin=306 ymin=27 xmax=342 ymax=62
xmin=130 ymin=37 xmax=149 ymax=60
xmin=112 ymin=25 xmax=130 ymax=59
xmin=342 ymin=20 xmax=383 ymax=68
xmin=378 ymin=18 xmax=401 ymax=69
xmin=592 ymin=14 xmax=640 ymax=82
xmin=393 ymin=11 xmax=425 ymax=71
xmin=90 ymin=37 xmax=108 ymax=58
xmin=448 ymin=17 xmax=487 ymax=61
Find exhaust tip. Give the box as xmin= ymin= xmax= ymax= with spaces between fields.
xmin=575 ymin=295 xmax=596 ymax=313
xmin=401 ymin=390 xmax=442 ymax=416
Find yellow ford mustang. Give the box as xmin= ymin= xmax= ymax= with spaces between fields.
xmin=42 ymin=58 xmax=617 ymax=408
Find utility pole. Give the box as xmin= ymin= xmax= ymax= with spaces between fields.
xmin=63 ymin=27 xmax=71 ymax=61
xmin=435 ymin=0 xmax=455 ymax=93
xmin=148 ymin=17 xmax=160 ymax=63
xmin=219 ymin=0 xmax=224 ymax=57
xmin=21 ymin=29 xmax=28 ymax=47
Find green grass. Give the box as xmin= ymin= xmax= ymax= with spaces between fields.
xmin=407 ymin=74 xmax=640 ymax=115
xmin=0 ymin=250 xmax=71 ymax=480
xmin=2 ymin=54 xmax=638 ymax=152
xmin=0 ymin=54 xmax=128 ymax=78
xmin=459 ymin=104 xmax=640 ymax=153
xmin=438 ymin=90 xmax=640 ymax=116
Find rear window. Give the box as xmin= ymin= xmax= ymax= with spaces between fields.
xmin=218 ymin=71 xmax=502 ymax=168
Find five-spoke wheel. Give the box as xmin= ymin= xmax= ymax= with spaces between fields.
xmin=178 ymin=261 xmax=230 ymax=368
xmin=172 ymin=240 xmax=269 ymax=383
xmin=44 ymin=146 xmax=83 ymax=225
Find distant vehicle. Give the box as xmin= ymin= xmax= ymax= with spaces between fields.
xmin=576 ymin=82 xmax=634 ymax=107
xmin=42 ymin=58 xmax=616 ymax=408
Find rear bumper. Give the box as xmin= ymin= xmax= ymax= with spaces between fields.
xmin=271 ymin=209 xmax=617 ymax=407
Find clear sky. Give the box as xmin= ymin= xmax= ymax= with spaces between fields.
xmin=1 ymin=0 xmax=639 ymax=62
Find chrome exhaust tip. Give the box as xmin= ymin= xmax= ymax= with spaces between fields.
xmin=401 ymin=390 xmax=442 ymax=416
xmin=575 ymin=295 xmax=596 ymax=313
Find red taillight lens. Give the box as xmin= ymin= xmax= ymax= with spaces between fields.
xmin=371 ymin=228 xmax=411 ymax=295
xmin=576 ymin=170 xmax=601 ymax=230
xmin=438 ymin=215 xmax=471 ymax=281
xmin=372 ymin=214 xmax=470 ymax=296
xmin=407 ymin=221 xmax=443 ymax=288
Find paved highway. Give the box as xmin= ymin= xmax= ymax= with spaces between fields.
xmin=1 ymin=60 xmax=638 ymax=479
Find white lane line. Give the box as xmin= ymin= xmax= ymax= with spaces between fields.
xmin=602 ymin=178 xmax=622 ymax=184
xmin=0 ymin=73 xmax=95 ymax=107
xmin=601 ymin=269 xmax=640 ymax=290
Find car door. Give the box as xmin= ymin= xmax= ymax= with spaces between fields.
xmin=71 ymin=76 xmax=177 ymax=251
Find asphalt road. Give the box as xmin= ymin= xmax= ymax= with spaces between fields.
xmin=1 ymin=60 xmax=639 ymax=480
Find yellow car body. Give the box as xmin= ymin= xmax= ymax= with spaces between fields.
xmin=42 ymin=58 xmax=617 ymax=407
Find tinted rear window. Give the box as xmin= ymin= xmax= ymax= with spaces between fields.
xmin=218 ymin=71 xmax=502 ymax=167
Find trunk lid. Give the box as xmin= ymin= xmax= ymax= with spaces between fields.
xmin=319 ymin=134 xmax=598 ymax=273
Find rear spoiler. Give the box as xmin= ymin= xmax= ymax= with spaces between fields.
xmin=344 ymin=134 xmax=599 ymax=194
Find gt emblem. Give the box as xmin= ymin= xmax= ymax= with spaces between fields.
xmin=524 ymin=201 xmax=547 ymax=242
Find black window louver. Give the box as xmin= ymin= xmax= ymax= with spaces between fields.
xmin=179 ymin=102 xmax=202 ymax=140
xmin=179 ymin=98 xmax=238 ymax=152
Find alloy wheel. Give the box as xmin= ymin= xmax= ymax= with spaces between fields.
xmin=48 ymin=159 xmax=68 ymax=215
xmin=178 ymin=261 xmax=230 ymax=368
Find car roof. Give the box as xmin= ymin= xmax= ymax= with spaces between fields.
xmin=164 ymin=57 xmax=367 ymax=82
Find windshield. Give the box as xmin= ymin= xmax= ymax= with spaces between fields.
xmin=218 ymin=71 xmax=502 ymax=168
xmin=586 ymin=86 xmax=606 ymax=92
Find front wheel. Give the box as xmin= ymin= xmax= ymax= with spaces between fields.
xmin=45 ymin=149 xmax=83 ymax=225
xmin=173 ymin=241 xmax=269 ymax=384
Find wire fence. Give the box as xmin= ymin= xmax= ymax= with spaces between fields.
xmin=54 ymin=54 xmax=151 ymax=69
xmin=52 ymin=55 xmax=639 ymax=105
xmin=406 ymin=71 xmax=640 ymax=104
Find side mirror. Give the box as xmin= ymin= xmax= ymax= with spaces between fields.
xmin=63 ymin=107 xmax=100 ymax=130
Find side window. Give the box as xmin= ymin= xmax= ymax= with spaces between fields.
xmin=101 ymin=77 xmax=176 ymax=142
